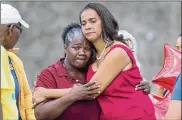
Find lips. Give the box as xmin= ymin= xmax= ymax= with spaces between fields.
xmin=76 ymin=59 xmax=87 ymax=65
xmin=76 ymin=58 xmax=86 ymax=61
xmin=85 ymin=32 xmax=96 ymax=35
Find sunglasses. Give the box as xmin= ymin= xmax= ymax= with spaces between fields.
xmin=7 ymin=23 xmax=23 ymax=33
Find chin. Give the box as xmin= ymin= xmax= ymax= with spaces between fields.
xmin=4 ymin=45 xmax=15 ymax=50
xmin=75 ymin=63 xmax=88 ymax=69
xmin=76 ymin=64 xmax=85 ymax=68
xmin=86 ymin=37 xmax=96 ymax=43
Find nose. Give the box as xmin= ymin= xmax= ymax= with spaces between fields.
xmin=84 ymin=22 xmax=91 ymax=30
xmin=78 ymin=48 xmax=86 ymax=56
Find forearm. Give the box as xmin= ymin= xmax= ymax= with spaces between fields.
xmin=45 ymin=88 xmax=71 ymax=98
xmin=89 ymin=72 xmax=115 ymax=96
xmin=35 ymin=93 xmax=75 ymax=120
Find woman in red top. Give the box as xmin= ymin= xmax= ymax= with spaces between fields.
xmin=79 ymin=3 xmax=156 ymax=120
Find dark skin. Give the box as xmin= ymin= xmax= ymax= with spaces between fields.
xmin=0 ymin=23 xmax=23 ymax=119
xmin=0 ymin=23 xmax=22 ymax=119
xmin=0 ymin=23 xmax=22 ymax=50
xmin=34 ymin=36 xmax=101 ymax=120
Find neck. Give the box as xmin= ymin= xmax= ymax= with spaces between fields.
xmin=63 ymin=58 xmax=86 ymax=74
xmin=93 ymin=38 xmax=107 ymax=56
xmin=63 ymin=58 xmax=86 ymax=82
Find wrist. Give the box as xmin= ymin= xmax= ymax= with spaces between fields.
xmin=44 ymin=89 xmax=48 ymax=98
xmin=66 ymin=92 xmax=77 ymax=102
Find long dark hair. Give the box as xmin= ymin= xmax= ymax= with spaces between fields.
xmin=79 ymin=3 xmax=125 ymax=44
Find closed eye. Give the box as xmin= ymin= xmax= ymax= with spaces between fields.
xmin=72 ymin=46 xmax=81 ymax=50
xmin=81 ymin=21 xmax=86 ymax=26
xmin=89 ymin=18 xmax=96 ymax=24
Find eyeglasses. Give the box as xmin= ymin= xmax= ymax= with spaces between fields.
xmin=7 ymin=24 xmax=23 ymax=34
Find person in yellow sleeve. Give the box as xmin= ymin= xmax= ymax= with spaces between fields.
xmin=1 ymin=3 xmax=35 ymax=120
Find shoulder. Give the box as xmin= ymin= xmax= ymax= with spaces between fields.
xmin=35 ymin=61 xmax=59 ymax=88
xmin=112 ymin=41 xmax=131 ymax=51
xmin=113 ymin=41 xmax=129 ymax=47
xmin=105 ymin=41 xmax=130 ymax=59
xmin=39 ymin=60 xmax=60 ymax=76
xmin=38 ymin=58 xmax=66 ymax=78
xmin=36 ymin=58 xmax=66 ymax=88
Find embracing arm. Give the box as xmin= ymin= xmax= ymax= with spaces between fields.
xmin=46 ymin=88 xmax=71 ymax=98
xmin=33 ymin=69 xmax=72 ymax=108
xmin=34 ymin=93 xmax=75 ymax=120
xmin=90 ymin=46 xmax=131 ymax=95
xmin=34 ymin=82 xmax=100 ymax=120
xmin=34 ymin=87 xmax=71 ymax=99
xmin=34 ymin=68 xmax=71 ymax=99
xmin=34 ymin=69 xmax=75 ymax=120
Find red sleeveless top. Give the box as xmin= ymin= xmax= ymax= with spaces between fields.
xmin=86 ymin=44 xmax=156 ymax=120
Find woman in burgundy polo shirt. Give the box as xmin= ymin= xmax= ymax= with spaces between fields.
xmin=34 ymin=23 xmax=101 ymax=120
xmin=33 ymin=23 xmax=151 ymax=120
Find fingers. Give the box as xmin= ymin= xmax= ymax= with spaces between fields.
xmin=83 ymin=81 xmax=97 ymax=88
xmin=32 ymin=97 xmax=46 ymax=109
xmin=144 ymin=88 xmax=149 ymax=92
xmin=136 ymin=81 xmax=149 ymax=87
xmin=32 ymin=97 xmax=38 ymax=109
xmin=143 ymin=88 xmax=150 ymax=95
xmin=32 ymin=102 xmax=38 ymax=109
xmin=135 ymin=80 xmax=150 ymax=90
xmin=32 ymin=87 xmax=40 ymax=93
xmin=135 ymin=81 xmax=151 ymax=94
xmin=32 ymin=100 xmax=42 ymax=109
xmin=87 ymin=89 xmax=101 ymax=95
xmin=71 ymin=81 xmax=101 ymax=101
xmin=84 ymin=81 xmax=101 ymax=94
xmin=86 ymin=95 xmax=95 ymax=100
xmin=136 ymin=85 xmax=149 ymax=90
xmin=86 ymin=84 xmax=100 ymax=91
xmin=86 ymin=94 xmax=99 ymax=100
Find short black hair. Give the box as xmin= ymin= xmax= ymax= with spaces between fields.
xmin=79 ymin=3 xmax=124 ymax=43
xmin=62 ymin=22 xmax=83 ymax=46
xmin=61 ymin=22 xmax=96 ymax=65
